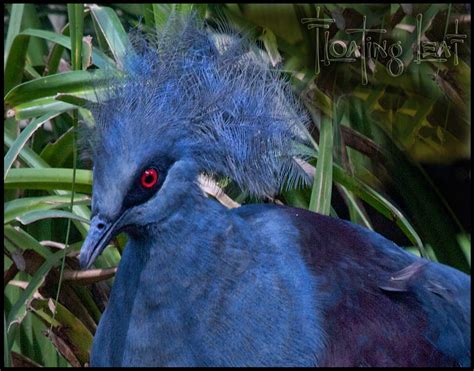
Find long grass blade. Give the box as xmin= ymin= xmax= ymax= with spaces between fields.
xmin=4 ymin=225 xmax=52 ymax=259
xmin=4 ymin=311 xmax=12 ymax=367
xmin=4 ymin=4 xmax=25 ymax=69
xmin=4 ymin=112 xmax=59 ymax=180
xmin=16 ymin=210 xmax=90 ymax=226
xmin=67 ymin=4 xmax=84 ymax=71
xmin=4 ymin=168 xmax=92 ymax=193
xmin=6 ymin=246 xmax=75 ymax=343
xmin=309 ymin=115 xmax=333 ymax=215
xmin=4 ymin=131 xmax=90 ymax=236
xmin=89 ymin=4 xmax=128 ymax=66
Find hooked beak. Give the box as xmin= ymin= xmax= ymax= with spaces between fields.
xmin=79 ymin=212 xmax=126 ymax=270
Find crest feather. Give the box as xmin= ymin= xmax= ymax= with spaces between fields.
xmin=87 ymin=12 xmax=312 ymax=197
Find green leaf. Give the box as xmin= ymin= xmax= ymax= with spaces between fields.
xmin=45 ymin=29 xmax=67 ymax=77
xmin=457 ymin=234 xmax=471 ymax=268
xmin=19 ymin=28 xmax=114 ymax=69
xmin=4 ymin=70 xmax=109 ymax=120
xmin=16 ymin=210 xmax=91 ymax=226
xmin=4 ymin=130 xmax=91 ymax=237
xmin=339 ymin=185 xmax=373 ymax=230
xmin=4 ymin=194 xmax=90 ymax=225
xmin=309 ymin=115 xmax=334 ymax=215
xmin=4 ymin=4 xmax=25 ymax=68
xmin=4 ymin=168 xmax=93 ymax=194
xmin=175 ymin=3 xmax=205 ymax=17
xmin=67 ymin=4 xmax=85 ymax=71
xmin=6 ymin=246 xmax=75 ymax=336
xmin=331 ymin=163 xmax=424 ymax=251
xmin=4 ymin=33 xmax=29 ymax=96
xmin=380 ymin=132 xmax=470 ymax=272
xmin=152 ymin=4 xmax=172 ymax=29
xmin=22 ymin=4 xmax=49 ymax=67
xmin=40 ymin=127 xmax=74 ymax=167
xmin=30 ymin=299 xmax=93 ymax=365
xmin=89 ymin=4 xmax=128 ymax=66
xmin=4 ymin=225 xmax=52 ymax=259
xmin=70 ymin=286 xmax=102 ymax=323
xmin=54 ymin=93 xmax=91 ymax=107
xmin=141 ymin=4 xmax=154 ymax=28
xmin=7 ymin=99 xmax=76 ymax=121
xmin=5 ymin=26 xmax=114 ymax=97
xmin=282 ymin=188 xmax=309 ymax=209
xmin=4 ymin=112 xmax=60 ymax=180
xmin=258 ymin=27 xmax=282 ymax=66
xmin=4 ymin=130 xmax=50 ymax=169
xmin=5 ymin=70 xmax=106 ymax=108
xmin=4 ymin=312 xmax=12 ymax=367
xmin=24 ymin=63 xmax=42 ymax=79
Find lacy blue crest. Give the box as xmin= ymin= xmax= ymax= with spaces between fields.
xmin=86 ymin=12 xmax=312 ymax=197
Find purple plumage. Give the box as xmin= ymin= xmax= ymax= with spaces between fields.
xmin=283 ymin=206 xmax=470 ymax=367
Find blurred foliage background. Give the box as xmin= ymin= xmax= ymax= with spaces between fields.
xmin=4 ymin=3 xmax=471 ymax=367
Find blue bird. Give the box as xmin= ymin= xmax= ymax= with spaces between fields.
xmin=79 ymin=13 xmax=471 ymax=367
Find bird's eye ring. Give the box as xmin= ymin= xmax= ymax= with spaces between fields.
xmin=140 ymin=168 xmax=158 ymax=189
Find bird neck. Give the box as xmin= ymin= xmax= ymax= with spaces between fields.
xmin=104 ymin=193 xmax=324 ymax=365
xmin=125 ymin=191 xmax=241 ymax=294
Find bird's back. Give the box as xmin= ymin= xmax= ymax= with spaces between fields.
xmin=233 ymin=204 xmax=471 ymax=367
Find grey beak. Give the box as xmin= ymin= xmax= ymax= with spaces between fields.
xmin=79 ymin=214 xmax=123 ymax=270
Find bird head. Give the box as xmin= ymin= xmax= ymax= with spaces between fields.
xmin=79 ymin=13 xmax=312 ymax=269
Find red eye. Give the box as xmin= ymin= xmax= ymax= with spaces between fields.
xmin=140 ymin=168 xmax=158 ymax=189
